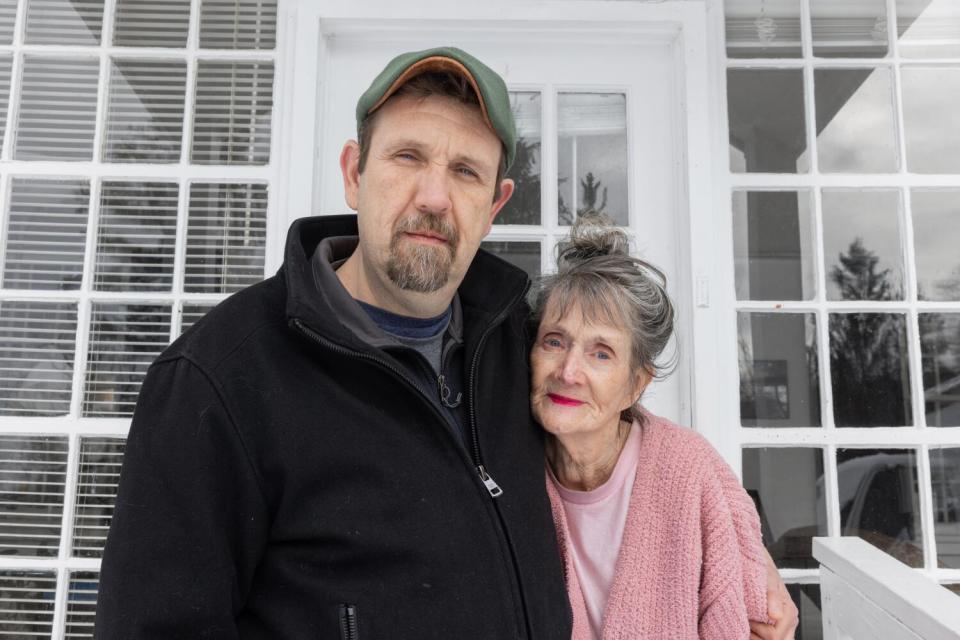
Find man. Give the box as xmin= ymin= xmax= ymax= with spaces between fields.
xmin=96 ymin=47 xmax=796 ymax=639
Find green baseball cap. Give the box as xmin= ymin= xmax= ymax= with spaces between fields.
xmin=355 ymin=46 xmax=517 ymax=170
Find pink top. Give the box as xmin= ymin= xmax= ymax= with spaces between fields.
xmin=549 ymin=423 xmax=642 ymax=639
xmin=546 ymin=412 xmax=770 ymax=640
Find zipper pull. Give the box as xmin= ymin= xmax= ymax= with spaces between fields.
xmin=437 ymin=374 xmax=462 ymax=408
xmin=478 ymin=465 xmax=503 ymax=498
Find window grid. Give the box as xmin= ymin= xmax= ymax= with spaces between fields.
xmin=0 ymin=1 xmax=280 ymax=637
xmin=727 ymin=0 xmax=960 ymax=593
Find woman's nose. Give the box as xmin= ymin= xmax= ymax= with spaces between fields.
xmin=558 ymin=351 xmax=584 ymax=384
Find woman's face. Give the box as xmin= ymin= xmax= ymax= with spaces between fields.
xmin=530 ymin=296 xmax=647 ymax=441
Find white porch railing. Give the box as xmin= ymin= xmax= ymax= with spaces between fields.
xmin=813 ymin=537 xmax=960 ymax=640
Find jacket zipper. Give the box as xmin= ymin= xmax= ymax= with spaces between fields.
xmin=290 ymin=318 xmax=496 ymax=495
xmin=339 ymin=603 xmax=359 ymax=640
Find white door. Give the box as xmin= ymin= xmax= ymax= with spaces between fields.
xmin=280 ymin=2 xmax=716 ymax=432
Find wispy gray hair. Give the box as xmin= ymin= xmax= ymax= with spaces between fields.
xmin=529 ymin=214 xmax=676 ymax=423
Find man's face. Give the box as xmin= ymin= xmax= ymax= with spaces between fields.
xmin=341 ymin=92 xmax=514 ymax=299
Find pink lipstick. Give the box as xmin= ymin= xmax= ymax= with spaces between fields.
xmin=548 ymin=393 xmax=584 ymax=407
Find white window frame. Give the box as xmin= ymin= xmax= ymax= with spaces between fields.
xmin=710 ymin=0 xmax=960 ymax=591
xmin=0 ymin=0 xmax=284 ymax=635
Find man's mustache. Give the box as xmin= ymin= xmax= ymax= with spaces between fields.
xmin=393 ymin=214 xmax=459 ymax=252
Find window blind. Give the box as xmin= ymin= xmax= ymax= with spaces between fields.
xmin=0 ymin=0 xmax=15 ymax=44
xmin=82 ymin=304 xmax=171 ymax=417
xmin=15 ymin=56 xmax=99 ymax=160
xmin=199 ymin=0 xmax=277 ymax=50
xmin=104 ymin=60 xmax=187 ymax=163
xmin=184 ymin=182 xmax=267 ymax=292
xmin=0 ymin=54 xmax=11 ymax=147
xmin=113 ymin=0 xmax=189 ymax=48
xmin=94 ymin=181 xmax=178 ymax=292
xmin=71 ymin=438 xmax=125 ymax=558
xmin=65 ymin=572 xmax=99 ymax=639
xmin=1 ymin=178 xmax=89 ymax=290
xmin=192 ymin=60 xmax=274 ymax=164
xmin=0 ymin=436 xmax=68 ymax=557
xmin=0 ymin=300 xmax=78 ymax=416
xmin=0 ymin=570 xmax=57 ymax=638
xmin=24 ymin=0 xmax=104 ymax=46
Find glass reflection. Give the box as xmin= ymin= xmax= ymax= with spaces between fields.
xmin=811 ymin=0 xmax=889 ymax=57
xmin=830 ymin=313 xmax=912 ymax=427
xmin=738 ymin=312 xmax=821 ymax=427
xmin=104 ymin=60 xmax=186 ymax=163
xmin=930 ymin=448 xmax=960 ymax=568
xmin=902 ymin=67 xmax=960 ymax=174
xmin=728 ymin=69 xmax=808 ymax=173
xmin=24 ymin=0 xmax=104 ymax=45
xmin=557 ymin=93 xmax=628 ymax=226
xmin=913 ymin=190 xmax=960 ymax=301
xmin=822 ymin=189 xmax=904 ymax=301
xmin=837 ymin=448 xmax=923 ymax=566
xmin=114 ymin=0 xmax=189 ymax=47
xmin=497 ymin=92 xmax=541 ymax=225
xmin=733 ymin=190 xmax=816 ymax=301
xmin=72 ymin=438 xmax=125 ymax=558
xmin=0 ymin=436 xmax=68 ymax=557
xmin=920 ymin=313 xmax=960 ymax=427
xmin=897 ymin=0 xmax=960 ymax=58
xmin=481 ymin=241 xmax=541 ymax=279
xmin=743 ymin=448 xmax=827 ymax=568
xmin=725 ymin=0 xmax=802 ymax=58
xmin=786 ymin=584 xmax=823 ymax=640
xmin=815 ymin=68 xmax=898 ymax=173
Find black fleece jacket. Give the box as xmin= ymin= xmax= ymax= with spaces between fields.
xmin=94 ymin=215 xmax=572 ymax=639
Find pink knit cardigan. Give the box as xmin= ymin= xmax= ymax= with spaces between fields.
xmin=546 ymin=412 xmax=769 ymax=640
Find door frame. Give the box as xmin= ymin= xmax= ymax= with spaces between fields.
xmin=273 ymin=0 xmax=734 ymax=462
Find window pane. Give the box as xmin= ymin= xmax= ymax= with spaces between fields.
xmin=82 ymin=304 xmax=171 ymax=417
xmin=728 ymin=69 xmax=808 ymax=173
xmin=743 ymin=448 xmax=826 ymax=568
xmin=191 ymin=61 xmax=274 ymax=165
xmin=190 ymin=63 xmax=268 ymax=165
xmin=0 ymin=54 xmax=12 ymax=147
xmin=180 ymin=303 xmax=215 ymax=335
xmin=0 ymin=436 xmax=68 ymax=557
xmin=738 ymin=312 xmax=821 ymax=427
xmin=931 ymin=448 xmax=960 ymax=568
xmin=897 ymin=0 xmax=960 ymax=58
xmin=200 ymin=0 xmax=276 ymax=50
xmin=0 ymin=570 xmax=57 ymax=637
xmin=725 ymin=0 xmax=802 ymax=58
xmin=786 ymin=584 xmax=823 ymax=640
xmin=837 ymin=448 xmax=923 ymax=566
xmin=822 ymin=189 xmax=904 ymax=301
xmin=24 ymin=0 xmax=104 ymax=45
xmin=902 ymin=67 xmax=960 ymax=174
xmin=15 ymin=56 xmax=99 ymax=160
xmin=733 ymin=190 xmax=816 ymax=301
xmin=94 ymin=181 xmax=178 ymax=292
xmin=496 ymin=91 xmax=541 ymax=225
xmin=65 ymin=571 xmax=98 ymax=639
xmin=557 ymin=92 xmax=628 ymax=226
xmin=811 ymin=0 xmax=889 ymax=57
xmin=72 ymin=438 xmax=124 ymax=558
xmin=481 ymin=241 xmax=541 ymax=279
xmin=2 ymin=178 xmax=89 ymax=290
xmin=0 ymin=301 xmax=77 ymax=416
xmin=113 ymin=0 xmax=190 ymax=47
xmin=913 ymin=190 xmax=960 ymax=301
xmin=920 ymin=313 xmax=960 ymax=427
xmin=184 ymin=182 xmax=267 ymax=293
xmin=815 ymin=68 xmax=898 ymax=173
xmin=104 ymin=60 xmax=186 ymax=163
xmin=0 ymin=0 xmax=15 ymax=44
xmin=830 ymin=314 xmax=912 ymax=426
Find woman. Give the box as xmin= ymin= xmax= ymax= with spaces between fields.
xmin=529 ymin=216 xmax=773 ymax=639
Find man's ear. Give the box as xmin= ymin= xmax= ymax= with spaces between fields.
xmin=485 ymin=178 xmax=515 ymax=233
xmin=340 ymin=141 xmax=361 ymax=211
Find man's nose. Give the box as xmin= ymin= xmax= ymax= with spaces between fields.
xmin=414 ymin=164 xmax=453 ymax=215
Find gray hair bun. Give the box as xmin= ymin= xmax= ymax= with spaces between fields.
xmin=557 ymin=213 xmax=631 ymax=267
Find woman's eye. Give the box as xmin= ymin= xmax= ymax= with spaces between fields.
xmin=544 ymin=337 xmax=563 ymax=349
xmin=594 ymin=350 xmax=612 ymax=361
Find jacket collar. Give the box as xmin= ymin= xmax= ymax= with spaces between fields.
xmin=283 ymin=214 xmax=530 ymax=350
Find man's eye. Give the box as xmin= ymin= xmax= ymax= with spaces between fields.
xmin=396 ymin=152 xmax=417 ymax=161
xmin=456 ymin=166 xmax=478 ymax=178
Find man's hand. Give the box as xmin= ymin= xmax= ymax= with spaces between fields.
xmin=749 ymin=550 xmax=799 ymax=640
